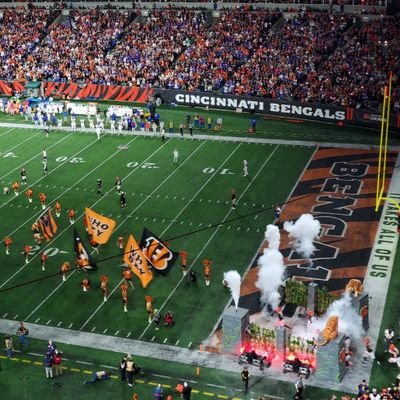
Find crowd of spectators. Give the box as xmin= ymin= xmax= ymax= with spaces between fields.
xmin=0 ymin=8 xmax=59 ymax=81
xmin=18 ymin=9 xmax=136 ymax=82
xmin=231 ymin=13 xmax=354 ymax=98
xmin=109 ymin=9 xmax=210 ymax=87
xmin=0 ymin=6 xmax=398 ymax=110
xmin=312 ymin=17 xmax=400 ymax=108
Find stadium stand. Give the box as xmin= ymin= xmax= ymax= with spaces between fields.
xmin=0 ymin=5 xmax=398 ymax=110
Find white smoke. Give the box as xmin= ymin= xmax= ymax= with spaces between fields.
xmin=265 ymin=224 xmax=280 ymax=249
xmin=223 ymin=270 xmax=241 ymax=310
xmin=292 ymin=292 xmax=364 ymax=340
xmin=284 ymin=213 xmax=321 ymax=259
xmin=256 ymin=248 xmax=285 ymax=310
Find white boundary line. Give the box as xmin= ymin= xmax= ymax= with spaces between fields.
xmin=1 ymin=132 xmax=135 ymax=235
xmin=22 ymin=137 xmax=175 ymax=320
xmin=0 ymin=130 xmax=74 ymax=182
xmin=78 ymin=140 xmax=209 ymax=330
xmin=0 ymin=126 xmax=16 ymax=139
xmin=138 ymin=144 xmax=280 ymax=340
xmin=207 ymin=145 xmax=319 ymax=338
xmin=0 ymin=135 xmax=140 ymax=290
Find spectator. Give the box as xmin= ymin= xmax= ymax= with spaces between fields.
xmin=44 ymin=353 xmax=54 ymax=379
xmin=16 ymin=322 xmax=29 ymax=346
xmin=153 ymin=383 xmax=164 ymax=400
xmin=53 ymin=349 xmax=63 ymax=376
xmin=4 ymin=334 xmax=13 ymax=359
xmin=84 ymin=370 xmax=112 ymax=384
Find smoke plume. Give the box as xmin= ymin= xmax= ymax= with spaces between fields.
xmin=256 ymin=248 xmax=285 ymax=310
xmin=292 ymin=292 xmax=364 ymax=340
xmin=283 ymin=213 xmax=321 ymax=259
xmin=223 ymin=270 xmax=241 ymax=310
xmin=265 ymin=224 xmax=280 ymax=249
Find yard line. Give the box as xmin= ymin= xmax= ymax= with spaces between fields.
xmin=152 ymin=373 xmax=171 ymax=379
xmin=0 ymin=127 xmax=15 ymax=138
xmin=0 ymin=130 xmax=74 ymax=181
xmin=1 ymin=135 xmax=141 ymax=289
xmin=78 ymin=141 xmax=208 ymax=330
xmin=76 ymin=360 xmax=92 ymax=365
xmin=23 ymin=270 xmax=77 ymax=320
xmin=23 ymin=138 xmax=175 ymax=321
xmin=0 ymin=132 xmax=100 ymax=212
xmin=0 ymin=129 xmax=41 ymax=158
xmin=80 ymin=141 xmax=241 ymax=331
xmin=138 ymin=144 xmax=280 ymax=340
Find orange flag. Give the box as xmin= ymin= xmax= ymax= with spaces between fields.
xmin=123 ymin=234 xmax=153 ymax=288
xmin=85 ymin=207 xmax=116 ymax=245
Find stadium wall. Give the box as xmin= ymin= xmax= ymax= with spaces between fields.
xmin=154 ymin=89 xmax=400 ymax=130
xmin=1 ymin=80 xmax=398 ymax=130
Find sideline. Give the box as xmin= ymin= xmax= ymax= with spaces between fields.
xmin=364 ymin=153 xmax=400 ymax=344
xmin=0 ymin=121 xmax=392 ymax=150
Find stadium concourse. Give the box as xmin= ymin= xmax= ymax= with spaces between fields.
xmin=0 ymin=4 xmax=398 ymax=110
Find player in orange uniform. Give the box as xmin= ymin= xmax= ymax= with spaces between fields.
xmin=25 ymin=188 xmax=33 ymax=203
xmin=32 ymin=222 xmax=42 ymax=245
xmin=121 ymin=283 xmax=128 ymax=312
xmin=12 ymin=181 xmax=19 ymax=196
xmin=117 ymin=236 xmax=125 ymax=250
xmin=145 ymin=295 xmax=153 ymax=323
xmin=68 ymin=208 xmax=76 ymax=225
xmin=24 ymin=244 xmax=32 ymax=264
xmin=179 ymin=251 xmax=188 ymax=276
xmin=81 ymin=278 xmax=90 ymax=292
xmin=41 ymin=252 xmax=48 ymax=271
xmin=122 ymin=267 xmax=135 ymax=291
xmin=39 ymin=192 xmax=46 ymax=210
xmin=203 ymin=259 xmax=211 ymax=286
xmin=4 ymin=236 xmax=12 ymax=255
xmin=100 ymin=274 xmax=108 ymax=302
xmin=55 ymin=200 xmax=61 ymax=218
xmin=60 ymin=261 xmax=70 ymax=281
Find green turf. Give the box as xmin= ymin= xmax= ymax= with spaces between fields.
xmin=0 ymin=127 xmax=314 ymax=347
xmin=0 ymin=104 xmax=398 ymax=400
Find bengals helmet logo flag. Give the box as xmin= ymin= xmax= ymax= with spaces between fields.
xmin=140 ymin=228 xmax=178 ymax=275
xmin=74 ymin=229 xmax=97 ymax=271
xmin=123 ymin=234 xmax=153 ymax=288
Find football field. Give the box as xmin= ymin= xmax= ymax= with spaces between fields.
xmin=0 ymin=126 xmax=315 ymax=348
